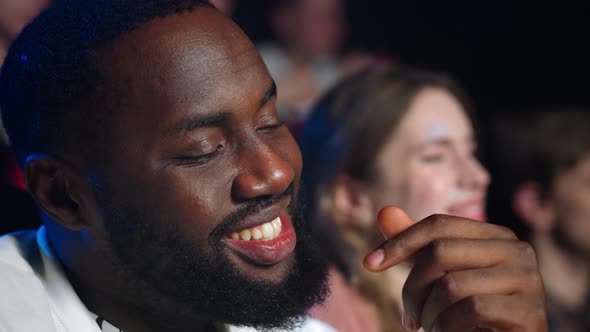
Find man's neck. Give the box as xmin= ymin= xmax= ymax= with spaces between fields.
xmin=48 ymin=230 xmax=214 ymax=332
xmin=69 ymin=273 xmax=217 ymax=332
xmin=533 ymin=232 xmax=590 ymax=309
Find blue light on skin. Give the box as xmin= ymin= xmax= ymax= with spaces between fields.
xmin=25 ymin=153 xmax=52 ymax=166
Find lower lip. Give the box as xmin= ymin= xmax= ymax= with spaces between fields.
xmin=223 ymin=211 xmax=297 ymax=266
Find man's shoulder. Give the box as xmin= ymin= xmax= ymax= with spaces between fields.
xmin=0 ymin=229 xmax=47 ymax=301
xmin=0 ymin=229 xmax=61 ymax=331
xmin=0 ymin=229 xmax=40 ymax=274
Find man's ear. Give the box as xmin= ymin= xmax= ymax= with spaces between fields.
xmin=24 ymin=155 xmax=88 ymax=231
xmin=331 ymin=173 xmax=373 ymax=228
xmin=512 ymin=181 xmax=555 ymax=232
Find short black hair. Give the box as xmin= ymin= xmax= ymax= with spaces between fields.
xmin=0 ymin=0 xmax=212 ymax=167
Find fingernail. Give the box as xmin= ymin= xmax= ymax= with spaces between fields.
xmin=364 ymin=248 xmax=384 ymax=268
xmin=402 ymin=312 xmax=419 ymax=331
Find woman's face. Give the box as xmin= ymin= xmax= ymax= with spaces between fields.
xmin=367 ymin=87 xmax=489 ymax=222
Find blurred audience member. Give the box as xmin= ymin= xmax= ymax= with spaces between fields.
xmin=487 ymin=109 xmax=590 ymax=332
xmin=1 ymin=0 xmax=50 ymax=141
xmin=0 ymin=144 xmax=24 ymax=188
xmin=258 ymin=0 xmax=379 ymax=126
xmin=299 ymin=65 xmax=489 ymax=332
xmin=0 ymin=0 xmax=48 ymax=231
xmin=209 ymin=0 xmax=237 ymax=16
xmin=0 ymin=0 xmax=50 ymax=63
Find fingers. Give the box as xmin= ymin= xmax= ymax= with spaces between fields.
xmin=420 ymin=266 xmax=543 ymax=331
xmin=389 ymin=215 xmax=517 ymax=269
xmin=366 ymin=206 xmax=415 ymax=268
xmin=377 ymin=206 xmax=414 ymax=239
xmin=364 ymin=214 xmax=517 ymax=271
xmin=430 ymin=294 xmax=547 ymax=332
xmin=362 ymin=212 xmax=546 ymax=331
xmin=401 ymin=239 xmax=539 ymax=331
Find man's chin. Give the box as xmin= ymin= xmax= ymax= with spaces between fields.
xmin=194 ymin=260 xmax=328 ymax=330
xmin=206 ymin=235 xmax=330 ymax=329
xmin=226 ymin=250 xmax=298 ymax=285
xmin=101 ymin=191 xmax=330 ymax=329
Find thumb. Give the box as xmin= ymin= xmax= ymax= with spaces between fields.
xmin=377 ymin=206 xmax=415 ymax=239
xmin=363 ymin=206 xmax=415 ymax=270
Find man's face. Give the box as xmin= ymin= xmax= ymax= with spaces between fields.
xmin=83 ymin=7 xmax=327 ymax=328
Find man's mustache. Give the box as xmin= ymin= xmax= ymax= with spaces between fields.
xmin=211 ymin=184 xmax=295 ymax=240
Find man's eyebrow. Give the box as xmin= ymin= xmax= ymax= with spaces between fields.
xmin=163 ymin=80 xmax=276 ymax=136
xmin=259 ymin=80 xmax=277 ymax=109
xmin=163 ymin=111 xmax=230 ymax=136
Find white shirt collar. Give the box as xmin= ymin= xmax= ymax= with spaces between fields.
xmin=36 ymin=226 xmax=102 ymax=332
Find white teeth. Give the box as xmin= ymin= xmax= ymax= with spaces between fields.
xmin=239 ymin=229 xmax=251 ymax=241
xmin=230 ymin=217 xmax=283 ymax=241
xmin=251 ymin=228 xmax=263 ymax=240
xmin=262 ymin=223 xmax=274 ymax=239
xmin=272 ymin=217 xmax=282 ymax=234
xmin=271 ymin=217 xmax=281 ymax=232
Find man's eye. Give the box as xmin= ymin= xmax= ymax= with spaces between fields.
xmin=173 ymin=145 xmax=224 ymax=166
xmin=258 ymin=121 xmax=285 ymax=133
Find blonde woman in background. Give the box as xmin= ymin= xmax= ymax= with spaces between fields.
xmin=299 ymin=65 xmax=490 ymax=332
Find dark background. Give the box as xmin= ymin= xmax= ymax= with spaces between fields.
xmin=233 ymin=0 xmax=590 ymax=117
xmin=231 ymin=0 xmax=590 ymax=220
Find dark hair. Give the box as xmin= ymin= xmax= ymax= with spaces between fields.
xmin=0 ymin=0 xmax=212 ymax=167
xmin=487 ymin=109 xmax=590 ymax=239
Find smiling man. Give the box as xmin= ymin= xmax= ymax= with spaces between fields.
xmin=0 ymin=1 xmax=547 ymax=332
xmin=0 ymin=1 xmax=328 ymax=331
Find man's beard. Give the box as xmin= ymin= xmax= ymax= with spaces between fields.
xmin=95 ymin=188 xmax=330 ymax=330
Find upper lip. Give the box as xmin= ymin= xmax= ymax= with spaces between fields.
xmin=223 ymin=197 xmax=291 ymax=235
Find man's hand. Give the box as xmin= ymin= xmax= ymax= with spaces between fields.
xmin=364 ymin=207 xmax=548 ymax=332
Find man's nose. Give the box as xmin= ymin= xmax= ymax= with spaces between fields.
xmin=231 ymin=144 xmax=295 ymax=200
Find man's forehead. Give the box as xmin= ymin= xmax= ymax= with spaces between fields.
xmin=94 ymin=6 xmax=265 ymax=108
xmin=95 ymin=7 xmax=255 ymax=84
